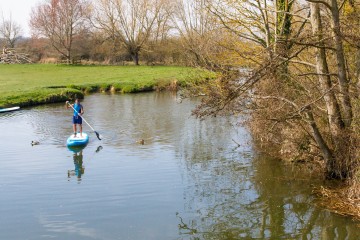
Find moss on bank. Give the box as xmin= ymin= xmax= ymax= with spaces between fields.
xmin=0 ymin=64 xmax=214 ymax=107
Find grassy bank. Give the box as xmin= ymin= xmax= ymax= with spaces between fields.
xmin=0 ymin=64 xmax=213 ymax=107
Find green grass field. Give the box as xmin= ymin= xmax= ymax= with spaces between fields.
xmin=0 ymin=64 xmax=212 ymax=107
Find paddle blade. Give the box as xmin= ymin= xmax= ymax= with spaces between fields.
xmin=95 ymin=131 xmax=102 ymax=140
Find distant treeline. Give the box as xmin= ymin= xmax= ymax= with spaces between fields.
xmin=0 ymin=0 xmax=225 ymax=67
xmin=9 ymin=36 xmax=191 ymax=66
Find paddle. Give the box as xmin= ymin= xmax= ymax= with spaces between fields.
xmin=66 ymin=101 xmax=102 ymax=140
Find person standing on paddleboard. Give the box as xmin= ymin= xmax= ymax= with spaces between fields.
xmin=65 ymin=98 xmax=84 ymax=137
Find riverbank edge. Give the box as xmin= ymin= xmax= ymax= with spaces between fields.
xmin=0 ymin=79 xmax=186 ymax=108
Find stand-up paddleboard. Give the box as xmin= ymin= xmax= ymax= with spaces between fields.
xmin=0 ymin=106 xmax=20 ymax=113
xmin=67 ymin=132 xmax=89 ymax=147
xmin=66 ymin=102 xmax=102 ymax=141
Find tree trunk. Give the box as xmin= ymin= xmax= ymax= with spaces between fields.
xmin=310 ymin=3 xmax=350 ymax=179
xmin=274 ymin=0 xmax=292 ymax=79
xmin=330 ymin=0 xmax=353 ymax=127
xmin=356 ymin=47 xmax=360 ymax=94
xmin=9 ymin=39 xmax=15 ymax=48
xmin=310 ymin=3 xmax=344 ymax=136
xmin=67 ymin=48 xmax=71 ymax=65
xmin=304 ymin=107 xmax=334 ymax=172
xmin=132 ymin=52 xmax=139 ymax=65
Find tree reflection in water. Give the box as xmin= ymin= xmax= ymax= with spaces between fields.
xmin=175 ymin=116 xmax=360 ymax=239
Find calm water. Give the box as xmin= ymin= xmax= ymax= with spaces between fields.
xmin=0 ymin=92 xmax=359 ymax=240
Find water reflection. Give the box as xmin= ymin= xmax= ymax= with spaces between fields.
xmin=176 ymin=153 xmax=360 ymax=239
xmin=68 ymin=150 xmax=85 ymax=182
xmin=95 ymin=145 xmax=103 ymax=153
xmin=252 ymin=156 xmax=317 ymax=239
xmin=175 ymin=115 xmax=360 ymax=239
xmin=66 ymin=145 xmax=103 ymax=182
xmin=0 ymin=92 xmax=359 ymax=239
xmin=253 ymin=156 xmax=360 ymax=239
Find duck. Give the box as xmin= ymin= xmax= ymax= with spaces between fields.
xmin=136 ymin=139 xmax=145 ymax=145
xmin=31 ymin=140 xmax=40 ymax=146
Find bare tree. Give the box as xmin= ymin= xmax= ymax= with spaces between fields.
xmin=171 ymin=0 xmax=222 ymax=67
xmin=153 ymin=0 xmax=173 ymax=43
xmin=92 ymin=0 xmax=165 ymax=65
xmin=30 ymin=0 xmax=91 ymax=63
xmin=189 ymin=0 xmax=360 ymax=181
xmin=308 ymin=2 xmax=345 ymax=177
xmin=0 ymin=13 xmax=22 ymax=48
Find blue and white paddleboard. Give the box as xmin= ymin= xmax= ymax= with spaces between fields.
xmin=66 ymin=132 xmax=89 ymax=147
xmin=0 ymin=106 xmax=20 ymax=113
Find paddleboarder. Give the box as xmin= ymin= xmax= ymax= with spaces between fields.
xmin=66 ymin=98 xmax=84 ymax=137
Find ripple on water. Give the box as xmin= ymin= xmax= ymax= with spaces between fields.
xmin=0 ymin=109 xmax=25 ymax=120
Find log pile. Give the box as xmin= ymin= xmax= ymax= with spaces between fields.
xmin=0 ymin=48 xmax=32 ymax=64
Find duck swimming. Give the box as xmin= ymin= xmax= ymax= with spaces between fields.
xmin=136 ymin=139 xmax=145 ymax=145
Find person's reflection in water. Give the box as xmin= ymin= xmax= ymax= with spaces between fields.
xmin=68 ymin=150 xmax=85 ymax=182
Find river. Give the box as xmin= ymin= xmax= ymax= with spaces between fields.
xmin=0 ymin=92 xmax=359 ymax=239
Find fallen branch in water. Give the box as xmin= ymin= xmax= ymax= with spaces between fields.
xmin=313 ymin=185 xmax=360 ymax=221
